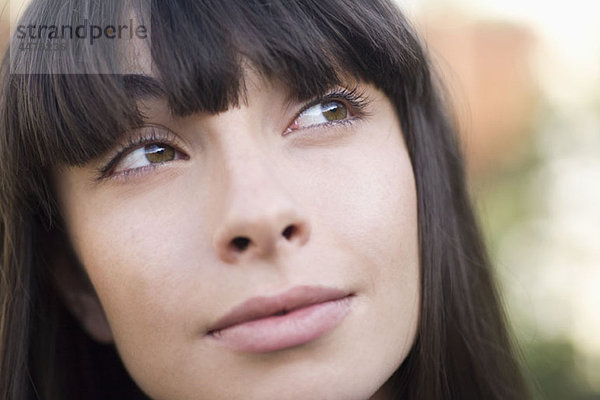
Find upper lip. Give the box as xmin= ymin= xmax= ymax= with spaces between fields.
xmin=207 ymin=285 xmax=351 ymax=334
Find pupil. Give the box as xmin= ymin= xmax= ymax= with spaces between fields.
xmin=322 ymin=101 xmax=347 ymax=121
xmin=145 ymin=144 xmax=175 ymax=163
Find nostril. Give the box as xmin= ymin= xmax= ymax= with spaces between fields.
xmin=231 ymin=236 xmax=251 ymax=251
xmin=282 ymin=225 xmax=296 ymax=240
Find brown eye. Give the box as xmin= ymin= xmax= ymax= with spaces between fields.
xmin=291 ymin=100 xmax=352 ymax=130
xmin=321 ymin=101 xmax=348 ymax=122
xmin=144 ymin=144 xmax=175 ymax=163
xmin=111 ymin=142 xmax=185 ymax=175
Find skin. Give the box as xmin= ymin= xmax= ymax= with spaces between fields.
xmin=54 ymin=69 xmax=420 ymax=400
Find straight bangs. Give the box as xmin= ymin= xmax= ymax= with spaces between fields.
xmin=4 ymin=0 xmax=426 ymax=171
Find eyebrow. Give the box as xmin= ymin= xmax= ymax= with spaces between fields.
xmin=122 ymin=74 xmax=166 ymax=101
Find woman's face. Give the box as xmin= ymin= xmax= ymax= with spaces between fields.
xmin=54 ymin=70 xmax=420 ymax=400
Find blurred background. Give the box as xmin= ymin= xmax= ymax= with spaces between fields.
xmin=2 ymin=0 xmax=599 ymax=398
xmin=398 ymin=0 xmax=600 ymax=398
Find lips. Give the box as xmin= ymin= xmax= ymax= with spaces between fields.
xmin=207 ymin=285 xmax=353 ymax=352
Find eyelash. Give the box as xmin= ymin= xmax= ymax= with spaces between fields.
xmin=97 ymin=87 xmax=371 ymax=181
xmin=97 ymin=126 xmax=184 ymax=181
xmin=286 ymin=87 xmax=371 ymax=134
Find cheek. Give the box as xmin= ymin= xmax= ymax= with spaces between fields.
xmin=306 ymin=125 xmax=419 ymax=280
xmin=299 ymin=126 xmax=420 ymax=373
xmin=349 ymin=145 xmax=419 ymax=378
xmin=63 ymin=186 xmax=233 ymax=394
xmin=63 ymin=184 xmax=214 ymax=355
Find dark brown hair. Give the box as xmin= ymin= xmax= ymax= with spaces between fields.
xmin=0 ymin=0 xmax=529 ymax=398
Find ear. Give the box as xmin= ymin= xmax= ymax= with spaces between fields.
xmin=52 ymin=246 xmax=114 ymax=344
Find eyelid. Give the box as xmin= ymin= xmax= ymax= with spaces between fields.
xmin=302 ymin=87 xmax=369 ymax=116
xmin=97 ymin=124 xmax=187 ymax=180
xmin=285 ymin=86 xmax=371 ymax=134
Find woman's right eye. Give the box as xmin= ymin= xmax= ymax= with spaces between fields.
xmin=109 ymin=142 xmax=186 ymax=176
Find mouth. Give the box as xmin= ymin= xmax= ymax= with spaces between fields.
xmin=207 ymin=285 xmax=354 ymax=353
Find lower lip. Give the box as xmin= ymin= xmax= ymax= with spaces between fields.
xmin=208 ymin=296 xmax=353 ymax=353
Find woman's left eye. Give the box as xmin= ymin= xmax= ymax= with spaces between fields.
xmin=288 ymin=100 xmax=351 ymax=131
xmin=112 ymin=143 xmax=184 ymax=174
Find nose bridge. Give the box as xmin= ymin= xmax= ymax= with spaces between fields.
xmin=212 ymin=121 xmax=310 ymax=264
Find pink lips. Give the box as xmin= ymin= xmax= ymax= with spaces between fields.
xmin=207 ymin=285 xmax=353 ymax=353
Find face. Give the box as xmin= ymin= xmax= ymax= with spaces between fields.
xmin=54 ymin=69 xmax=420 ymax=400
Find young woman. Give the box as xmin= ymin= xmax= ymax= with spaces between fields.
xmin=0 ymin=0 xmax=529 ymax=399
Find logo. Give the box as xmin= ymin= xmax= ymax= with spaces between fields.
xmin=15 ymin=19 xmax=148 ymax=48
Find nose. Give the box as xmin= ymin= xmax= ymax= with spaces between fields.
xmin=212 ymin=156 xmax=311 ymax=264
